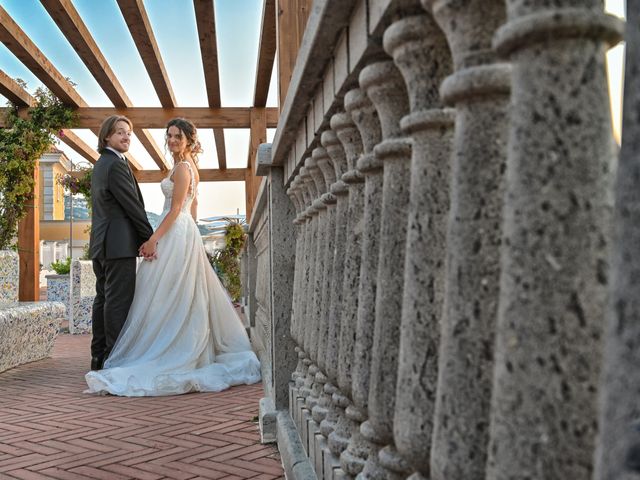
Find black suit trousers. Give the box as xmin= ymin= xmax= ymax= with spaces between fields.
xmin=91 ymin=257 xmax=137 ymax=361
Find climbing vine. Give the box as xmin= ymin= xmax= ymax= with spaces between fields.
xmin=209 ymin=218 xmax=246 ymax=302
xmin=0 ymin=82 xmax=76 ymax=250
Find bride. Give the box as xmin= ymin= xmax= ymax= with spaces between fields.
xmin=85 ymin=118 xmax=261 ymax=396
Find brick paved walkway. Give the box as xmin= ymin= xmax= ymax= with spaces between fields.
xmin=0 ymin=335 xmax=283 ymax=480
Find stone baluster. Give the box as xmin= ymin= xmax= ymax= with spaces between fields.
xmin=292 ymin=164 xmax=318 ymax=429
xmin=595 ymin=3 xmax=639 ymax=478
xmin=485 ymin=2 xmax=623 ymax=478
xmin=309 ymin=145 xmax=339 ymax=473
xmin=307 ymin=146 xmax=338 ymax=411
xmin=319 ymin=126 xmax=350 ymax=463
xmin=301 ymin=154 xmax=331 ymax=405
xmin=410 ymin=2 xmax=510 ymax=478
xmin=340 ymin=87 xmax=382 ymax=478
xmin=357 ymin=60 xmax=411 ymax=480
xmin=287 ymin=176 xmax=305 ymax=387
xmin=382 ymin=12 xmax=455 ymax=480
xmin=290 ymin=173 xmax=310 ymax=392
xmin=327 ymin=108 xmax=365 ymax=472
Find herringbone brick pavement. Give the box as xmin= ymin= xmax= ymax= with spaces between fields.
xmin=0 ymin=334 xmax=284 ymax=480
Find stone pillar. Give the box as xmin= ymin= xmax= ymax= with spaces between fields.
xmin=382 ymin=12 xmax=455 ymax=480
xmin=302 ymin=153 xmax=332 ymax=409
xmin=319 ymin=125 xmax=350 ymax=467
xmin=486 ymin=3 xmax=623 ymax=478
xmin=357 ymin=60 xmax=411 ymax=480
xmin=415 ymin=2 xmax=511 ymax=478
xmin=267 ymin=163 xmax=298 ymax=410
xmin=327 ymin=108 xmax=365 ymax=473
xmin=595 ymin=3 xmax=640 ymax=477
xmin=340 ymin=87 xmax=382 ymax=478
xmin=310 ymin=145 xmax=338 ymax=474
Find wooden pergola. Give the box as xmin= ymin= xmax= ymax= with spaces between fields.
xmin=0 ymin=0 xmax=312 ymax=301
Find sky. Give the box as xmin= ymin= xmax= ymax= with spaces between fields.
xmin=0 ymin=0 xmax=277 ymax=220
xmin=0 ymin=0 xmax=628 ymax=219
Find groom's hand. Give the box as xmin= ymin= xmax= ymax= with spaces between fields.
xmin=139 ymin=240 xmax=158 ymax=261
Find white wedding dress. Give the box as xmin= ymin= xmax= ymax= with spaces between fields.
xmin=85 ymin=162 xmax=260 ymax=396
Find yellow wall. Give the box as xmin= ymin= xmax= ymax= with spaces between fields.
xmin=40 ymin=221 xmax=91 ymax=242
xmin=52 ymin=163 xmax=67 ymax=220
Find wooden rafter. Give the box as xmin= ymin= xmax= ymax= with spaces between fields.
xmin=117 ymin=0 xmax=176 ymax=108
xmin=0 ymin=69 xmax=34 ymax=106
xmin=0 ymin=5 xmax=143 ymax=170
xmin=253 ymin=0 xmax=276 ymax=107
xmin=194 ymin=0 xmax=227 ymax=170
xmin=42 ymin=0 xmax=171 ymax=171
xmin=135 ymin=168 xmax=246 ymax=183
xmin=0 ymin=6 xmax=86 ymax=107
xmin=58 ymin=130 xmax=99 ymax=164
xmin=0 ymin=67 xmax=101 ymax=165
xmin=1 ymin=107 xmax=279 ymax=128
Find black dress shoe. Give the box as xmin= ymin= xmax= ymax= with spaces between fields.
xmin=90 ymin=356 xmax=104 ymax=371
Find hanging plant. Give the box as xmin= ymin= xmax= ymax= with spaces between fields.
xmin=57 ymin=166 xmax=92 ymax=205
xmin=208 ymin=218 xmax=247 ymax=302
xmin=0 ymin=82 xmax=76 ymax=250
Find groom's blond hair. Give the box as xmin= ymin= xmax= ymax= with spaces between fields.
xmin=97 ymin=115 xmax=133 ymax=153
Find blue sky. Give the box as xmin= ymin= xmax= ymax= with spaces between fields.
xmin=0 ymin=0 xmax=277 ymax=219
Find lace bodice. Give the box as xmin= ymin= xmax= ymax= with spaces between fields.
xmin=160 ymin=161 xmax=197 ymax=214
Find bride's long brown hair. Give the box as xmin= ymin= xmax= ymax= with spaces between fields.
xmin=165 ymin=117 xmax=203 ymax=165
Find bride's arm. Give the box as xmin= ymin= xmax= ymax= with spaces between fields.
xmin=140 ymin=163 xmax=190 ymax=256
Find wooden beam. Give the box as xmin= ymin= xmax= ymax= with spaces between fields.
xmin=0 ymin=5 xmax=87 ymax=107
xmin=134 ymin=128 xmax=170 ymax=171
xmin=58 ymin=130 xmax=99 ymax=164
xmin=41 ymin=0 xmax=171 ymax=170
xmin=0 ymin=70 xmax=34 ymax=106
xmin=134 ymin=168 xmax=246 ymax=183
xmin=17 ymin=161 xmax=40 ymax=301
xmin=41 ymin=0 xmax=130 ymax=108
xmin=117 ymin=0 xmax=176 ymax=107
xmin=253 ymin=0 xmax=276 ymax=107
xmin=194 ymin=0 xmax=227 ymax=170
xmin=245 ymin=108 xmax=267 ymax=221
xmin=276 ymin=0 xmax=298 ymax=111
xmin=1 ymin=107 xmax=279 ymax=128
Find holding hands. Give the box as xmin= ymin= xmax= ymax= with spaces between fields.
xmin=139 ymin=237 xmax=158 ymax=261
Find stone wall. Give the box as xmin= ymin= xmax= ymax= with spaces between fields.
xmin=245 ymin=1 xmax=632 ymax=478
xmin=0 ymin=250 xmax=19 ymax=304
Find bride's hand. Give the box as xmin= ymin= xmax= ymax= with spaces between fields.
xmin=140 ymin=238 xmax=158 ymax=260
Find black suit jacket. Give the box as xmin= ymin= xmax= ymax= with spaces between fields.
xmin=89 ymin=149 xmax=154 ymax=259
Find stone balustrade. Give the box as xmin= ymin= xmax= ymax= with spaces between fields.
xmin=243 ymin=1 xmax=629 ymax=478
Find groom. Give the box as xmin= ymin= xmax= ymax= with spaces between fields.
xmin=89 ymin=115 xmax=155 ymax=371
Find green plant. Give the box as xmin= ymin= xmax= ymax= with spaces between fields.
xmin=0 ymin=81 xmax=76 ymax=250
xmin=209 ymin=218 xmax=246 ymax=302
xmin=50 ymin=257 xmax=71 ymax=275
xmin=57 ymin=167 xmax=92 ymax=205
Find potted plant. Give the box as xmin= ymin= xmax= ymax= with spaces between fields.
xmin=0 ymin=81 xmax=76 ymax=301
xmin=208 ymin=218 xmax=247 ymax=303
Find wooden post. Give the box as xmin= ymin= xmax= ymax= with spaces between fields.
xmin=18 ymin=160 xmax=40 ymax=301
xmin=276 ymin=0 xmax=310 ymax=111
xmin=246 ymin=108 xmax=268 ymax=222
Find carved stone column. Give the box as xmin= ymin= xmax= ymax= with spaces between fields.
xmin=287 ymin=175 xmax=305 ymax=386
xmin=595 ymin=3 xmax=639 ymax=478
xmin=309 ymin=145 xmax=338 ymax=415
xmin=303 ymin=153 xmax=332 ymax=409
xmin=382 ymin=12 xmax=455 ymax=480
xmin=486 ymin=3 xmax=623 ymax=478
xmin=327 ymin=108 xmax=365 ymax=474
xmin=340 ymin=87 xmax=382 ymax=478
xmin=319 ymin=126 xmax=350 ymax=465
xmin=357 ymin=60 xmax=411 ymax=480
xmin=414 ymin=2 xmax=511 ymax=478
